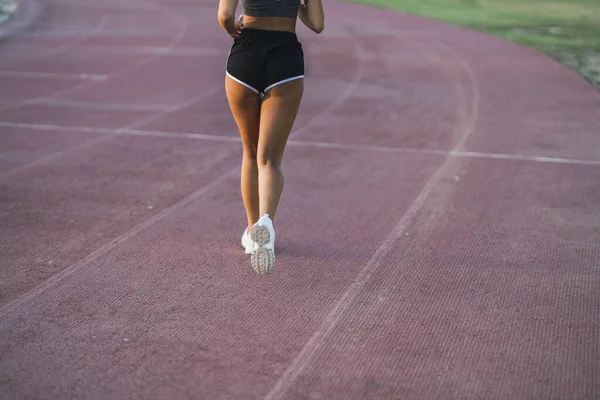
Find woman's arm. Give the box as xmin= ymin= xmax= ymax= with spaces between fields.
xmin=298 ymin=0 xmax=324 ymax=34
xmin=218 ymin=0 xmax=243 ymax=37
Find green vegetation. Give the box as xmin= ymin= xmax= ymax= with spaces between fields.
xmin=345 ymin=0 xmax=600 ymax=89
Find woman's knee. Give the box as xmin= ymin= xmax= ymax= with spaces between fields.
xmin=243 ymin=145 xmax=258 ymax=160
xmin=257 ymin=149 xmax=281 ymax=168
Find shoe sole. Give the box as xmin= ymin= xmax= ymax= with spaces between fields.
xmin=250 ymin=225 xmax=274 ymax=275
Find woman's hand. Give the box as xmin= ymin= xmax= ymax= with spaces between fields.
xmin=217 ymin=0 xmax=243 ymax=38
xmin=234 ymin=14 xmax=244 ymax=32
xmin=298 ymin=0 xmax=324 ymax=33
xmin=225 ymin=14 xmax=244 ymax=38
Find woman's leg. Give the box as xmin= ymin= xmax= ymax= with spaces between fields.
xmin=225 ymin=75 xmax=261 ymax=230
xmin=257 ymin=79 xmax=304 ymax=220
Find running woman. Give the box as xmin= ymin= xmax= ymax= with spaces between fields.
xmin=218 ymin=0 xmax=325 ymax=275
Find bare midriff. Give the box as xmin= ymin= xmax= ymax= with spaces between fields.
xmin=242 ymin=16 xmax=297 ymax=33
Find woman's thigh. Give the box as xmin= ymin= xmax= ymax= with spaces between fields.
xmin=257 ymin=79 xmax=304 ymax=165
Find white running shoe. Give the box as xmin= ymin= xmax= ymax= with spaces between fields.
xmin=250 ymin=214 xmax=275 ymax=275
xmin=241 ymin=228 xmax=255 ymax=255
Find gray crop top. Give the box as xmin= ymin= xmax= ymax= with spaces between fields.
xmin=242 ymin=0 xmax=301 ymax=18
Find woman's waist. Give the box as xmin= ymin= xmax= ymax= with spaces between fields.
xmin=242 ymin=16 xmax=297 ymax=34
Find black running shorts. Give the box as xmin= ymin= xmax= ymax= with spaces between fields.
xmin=226 ymin=28 xmax=305 ymax=95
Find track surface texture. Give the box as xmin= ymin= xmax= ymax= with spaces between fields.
xmin=1 ymin=0 xmax=599 ymax=399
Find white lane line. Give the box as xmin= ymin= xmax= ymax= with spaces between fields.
xmin=2 ymin=122 xmax=599 ymax=166
xmin=0 ymin=44 xmax=225 ymax=57
xmin=39 ymin=0 xmax=162 ymax=10
xmin=26 ymin=99 xmax=172 ymax=112
xmin=0 ymin=121 xmax=122 ymax=135
xmin=263 ymin=33 xmax=482 ymax=400
xmin=21 ymin=28 xmax=170 ymax=38
xmin=135 ymin=47 xmax=225 ymax=56
xmin=0 ymin=85 xmax=222 ymax=181
xmin=287 ymin=140 xmax=600 ymax=166
xmin=0 ymin=122 xmax=240 ymax=142
xmin=449 ymin=150 xmax=600 ymax=165
xmin=121 ymin=128 xmax=242 ymax=143
xmin=0 ymin=71 xmax=107 ymax=81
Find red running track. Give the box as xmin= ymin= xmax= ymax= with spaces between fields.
xmin=0 ymin=0 xmax=599 ymax=399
